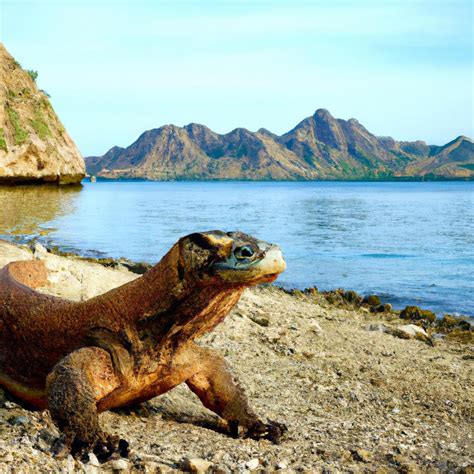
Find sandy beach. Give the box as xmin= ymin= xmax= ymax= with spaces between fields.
xmin=0 ymin=240 xmax=472 ymax=473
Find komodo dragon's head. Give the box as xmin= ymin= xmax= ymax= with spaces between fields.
xmin=178 ymin=230 xmax=286 ymax=286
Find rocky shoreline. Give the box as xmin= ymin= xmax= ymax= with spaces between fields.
xmin=0 ymin=240 xmax=472 ymax=473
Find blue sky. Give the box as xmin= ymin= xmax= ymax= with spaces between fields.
xmin=1 ymin=0 xmax=472 ymax=156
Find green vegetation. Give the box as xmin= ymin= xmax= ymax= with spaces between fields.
xmin=364 ymin=294 xmax=381 ymax=307
xmin=27 ymin=69 xmax=38 ymax=83
xmin=400 ymin=305 xmax=436 ymax=323
xmin=29 ymin=97 xmax=52 ymax=139
xmin=6 ymin=106 xmax=28 ymax=145
xmin=0 ymin=128 xmax=7 ymax=152
xmin=30 ymin=116 xmax=50 ymax=140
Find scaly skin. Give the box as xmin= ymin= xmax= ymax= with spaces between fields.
xmin=0 ymin=231 xmax=287 ymax=459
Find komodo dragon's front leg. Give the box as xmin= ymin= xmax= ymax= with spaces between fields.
xmin=45 ymin=347 xmax=126 ymax=460
xmin=180 ymin=344 xmax=287 ymax=444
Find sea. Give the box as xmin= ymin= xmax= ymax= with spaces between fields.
xmin=0 ymin=180 xmax=473 ymax=316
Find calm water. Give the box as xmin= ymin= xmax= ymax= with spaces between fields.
xmin=0 ymin=181 xmax=473 ymax=316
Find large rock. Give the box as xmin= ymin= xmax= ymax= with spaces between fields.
xmin=0 ymin=43 xmax=85 ymax=184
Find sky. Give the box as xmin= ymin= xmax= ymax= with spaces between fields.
xmin=1 ymin=0 xmax=472 ymax=156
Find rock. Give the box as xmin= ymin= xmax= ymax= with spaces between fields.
xmin=0 ymin=44 xmax=85 ymax=184
xmin=245 ymin=458 xmax=259 ymax=470
xmin=87 ymin=452 xmax=101 ymax=467
xmin=344 ymin=290 xmax=363 ymax=306
xmin=209 ymin=466 xmax=231 ymax=474
xmin=248 ymin=313 xmax=270 ymax=327
xmin=180 ymin=457 xmax=213 ymax=473
xmin=368 ymin=322 xmax=433 ymax=345
xmin=276 ymin=461 xmax=288 ymax=470
xmin=399 ymin=306 xmax=436 ymax=324
xmin=366 ymin=323 xmax=389 ymax=333
xmin=364 ymin=294 xmax=381 ymax=307
xmin=351 ymin=448 xmax=372 ymax=463
xmin=34 ymin=428 xmax=56 ymax=452
xmin=84 ymin=463 xmax=100 ymax=474
xmin=309 ymin=319 xmax=323 ymax=334
xmin=33 ymin=242 xmax=48 ymax=258
xmin=446 ymin=329 xmax=474 ymax=344
xmin=438 ymin=314 xmax=458 ymax=328
xmin=390 ymin=324 xmax=433 ymax=345
xmin=1 ymin=454 xmax=13 ymax=463
xmin=4 ymin=401 xmax=18 ymax=409
xmin=8 ymin=415 xmax=29 ymax=426
xmin=388 ymin=454 xmax=420 ymax=473
xmin=103 ymin=458 xmax=129 ymax=471
xmin=118 ymin=259 xmax=152 ymax=275
xmin=65 ymin=455 xmax=76 ymax=474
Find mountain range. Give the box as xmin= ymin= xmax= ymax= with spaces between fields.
xmin=85 ymin=109 xmax=473 ymax=181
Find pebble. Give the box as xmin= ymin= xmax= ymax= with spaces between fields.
xmin=248 ymin=314 xmax=270 ymax=327
xmin=351 ymin=448 xmax=372 ymax=463
xmin=245 ymin=458 xmax=259 ymax=470
xmin=87 ymin=452 xmax=101 ymax=467
xmin=65 ymin=455 xmax=76 ymax=474
xmin=180 ymin=457 xmax=213 ymax=473
xmin=104 ymin=458 xmax=129 ymax=471
xmin=309 ymin=320 xmax=323 ymax=333
xmin=8 ymin=416 xmax=29 ymax=426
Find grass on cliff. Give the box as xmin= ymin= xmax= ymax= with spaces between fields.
xmin=0 ymin=129 xmax=7 ymax=152
xmin=30 ymin=117 xmax=50 ymax=140
xmin=31 ymin=97 xmax=52 ymax=140
xmin=6 ymin=106 xmax=28 ymax=146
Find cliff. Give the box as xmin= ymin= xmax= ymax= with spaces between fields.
xmin=0 ymin=43 xmax=85 ymax=184
xmin=86 ymin=109 xmax=473 ymax=181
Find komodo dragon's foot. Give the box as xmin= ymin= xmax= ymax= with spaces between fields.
xmin=52 ymin=432 xmax=130 ymax=462
xmin=229 ymin=419 xmax=288 ymax=444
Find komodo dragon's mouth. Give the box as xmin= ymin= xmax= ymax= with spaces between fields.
xmin=213 ymin=244 xmax=286 ymax=284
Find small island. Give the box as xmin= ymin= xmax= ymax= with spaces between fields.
xmin=0 ymin=44 xmax=85 ymax=185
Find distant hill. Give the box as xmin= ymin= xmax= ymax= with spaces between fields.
xmin=0 ymin=43 xmax=85 ymax=184
xmin=85 ymin=109 xmax=473 ymax=181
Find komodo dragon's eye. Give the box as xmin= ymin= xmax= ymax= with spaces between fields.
xmin=234 ymin=245 xmax=255 ymax=260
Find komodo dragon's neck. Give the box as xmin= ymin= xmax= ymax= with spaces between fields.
xmin=82 ymin=243 xmax=244 ymax=347
xmin=87 ymin=244 xmax=185 ymax=325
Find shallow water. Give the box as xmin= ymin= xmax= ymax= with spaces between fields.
xmin=0 ymin=181 xmax=473 ymax=316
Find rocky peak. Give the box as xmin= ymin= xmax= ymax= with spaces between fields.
xmin=313 ymin=108 xmax=333 ymax=119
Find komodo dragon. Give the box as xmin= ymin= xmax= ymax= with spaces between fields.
xmin=0 ymin=231 xmax=287 ymax=459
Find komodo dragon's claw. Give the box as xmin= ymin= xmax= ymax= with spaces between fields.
xmin=242 ymin=419 xmax=288 ymax=445
xmin=51 ymin=433 xmax=130 ymax=463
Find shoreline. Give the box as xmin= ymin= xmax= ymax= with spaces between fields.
xmin=2 ymin=236 xmax=472 ymax=320
xmin=83 ymin=177 xmax=474 ymax=183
